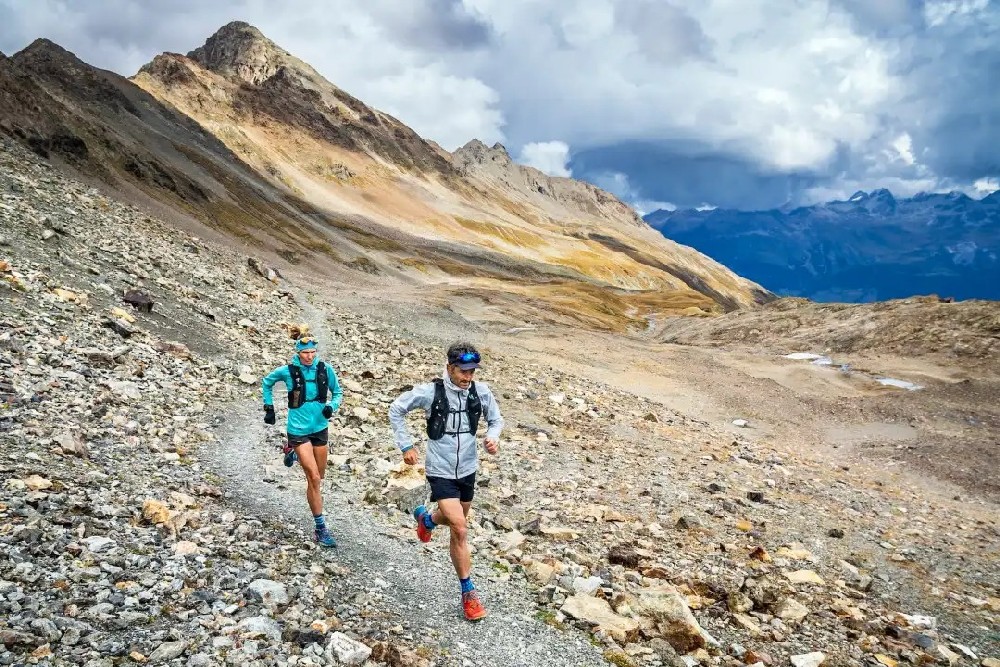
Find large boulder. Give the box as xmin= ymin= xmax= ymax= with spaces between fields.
xmin=384 ymin=464 xmax=429 ymax=513
xmin=561 ymin=594 xmax=639 ymax=643
xmin=631 ymin=585 xmax=710 ymax=653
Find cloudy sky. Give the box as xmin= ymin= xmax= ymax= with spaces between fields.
xmin=1 ymin=0 xmax=997 ymax=212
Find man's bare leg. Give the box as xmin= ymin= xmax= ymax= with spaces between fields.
xmin=431 ymin=498 xmax=470 ymax=578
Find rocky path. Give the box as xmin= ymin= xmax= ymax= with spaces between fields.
xmin=205 ymin=295 xmax=608 ymax=667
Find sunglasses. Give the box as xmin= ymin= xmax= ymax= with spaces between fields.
xmin=298 ymin=337 xmax=317 ymax=345
xmin=449 ymin=350 xmax=480 ymax=364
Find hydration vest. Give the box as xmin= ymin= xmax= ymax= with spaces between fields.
xmin=287 ymin=361 xmax=328 ymax=409
xmin=426 ymin=378 xmax=481 ymax=440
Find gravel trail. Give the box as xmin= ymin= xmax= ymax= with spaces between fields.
xmin=206 ymin=296 xmax=608 ymax=667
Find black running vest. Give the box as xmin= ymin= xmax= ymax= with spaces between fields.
xmin=426 ymin=378 xmax=482 ymax=440
xmin=287 ymin=361 xmax=328 ymax=409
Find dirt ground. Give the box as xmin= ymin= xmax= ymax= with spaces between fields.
xmin=331 ymin=282 xmax=1000 ymax=507
xmin=506 ymin=331 xmax=1000 ymax=504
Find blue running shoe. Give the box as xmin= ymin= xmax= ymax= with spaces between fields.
xmin=315 ymin=526 xmax=337 ymax=548
xmin=283 ymin=444 xmax=297 ymax=467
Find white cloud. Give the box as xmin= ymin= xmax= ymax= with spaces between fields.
xmin=460 ymin=0 xmax=902 ymax=174
xmin=591 ymin=171 xmax=634 ymax=199
xmin=891 ymin=134 xmax=916 ymax=165
xmin=364 ymin=66 xmax=504 ymax=149
xmin=924 ymin=0 xmax=991 ymax=27
xmin=589 ymin=171 xmax=674 ymax=213
xmin=973 ymin=177 xmax=999 ymax=195
xmin=517 ymin=140 xmax=571 ymax=177
xmin=633 ymin=199 xmax=677 ymax=215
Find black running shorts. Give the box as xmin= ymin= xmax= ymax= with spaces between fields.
xmin=287 ymin=428 xmax=329 ymax=447
xmin=427 ymin=473 xmax=477 ymax=502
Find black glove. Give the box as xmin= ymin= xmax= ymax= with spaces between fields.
xmin=264 ymin=405 xmax=276 ymax=425
xmin=322 ymin=405 xmax=334 ymax=419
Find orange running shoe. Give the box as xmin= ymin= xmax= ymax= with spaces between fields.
xmin=462 ymin=590 xmax=487 ymax=621
xmin=413 ymin=505 xmax=433 ymax=543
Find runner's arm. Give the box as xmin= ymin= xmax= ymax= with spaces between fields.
xmin=326 ymin=365 xmax=343 ymax=412
xmin=482 ymin=385 xmax=505 ymax=443
xmin=388 ymin=384 xmax=433 ymax=452
xmin=261 ymin=366 xmax=289 ymax=406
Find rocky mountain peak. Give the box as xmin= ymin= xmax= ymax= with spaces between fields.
xmin=135 ymin=53 xmax=197 ymax=86
xmin=12 ymin=38 xmax=83 ymax=71
xmin=187 ymin=20 xmax=291 ymax=85
xmin=452 ymin=138 xmax=514 ymax=170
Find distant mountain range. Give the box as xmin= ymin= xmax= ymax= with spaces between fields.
xmin=644 ymin=189 xmax=1000 ymax=302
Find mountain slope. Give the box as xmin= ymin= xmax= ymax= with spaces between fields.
xmin=0 ymin=24 xmax=771 ymax=332
xmin=645 ymin=189 xmax=1000 ymax=302
xmin=0 ymin=38 xmax=342 ymax=258
xmin=129 ymin=22 xmax=772 ymax=314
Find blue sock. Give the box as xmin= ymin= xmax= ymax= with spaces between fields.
xmin=460 ymin=577 xmax=475 ymax=594
xmin=423 ymin=512 xmax=436 ymax=530
xmin=314 ymin=514 xmax=326 ymax=530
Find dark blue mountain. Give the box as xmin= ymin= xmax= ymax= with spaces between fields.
xmin=644 ymin=189 xmax=1000 ymax=302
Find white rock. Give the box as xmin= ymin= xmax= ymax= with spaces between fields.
xmin=572 ymin=576 xmax=604 ymax=595
xmin=561 ymin=594 xmax=638 ymax=643
xmin=497 ymin=530 xmax=526 ymax=552
xmin=898 ymin=613 xmax=937 ymax=629
xmin=22 ymin=475 xmax=52 ymax=491
xmin=325 ymin=632 xmax=372 ymax=666
xmin=55 ymin=432 xmax=89 ymax=458
xmin=81 ymin=536 xmax=116 ymax=553
xmin=174 ymin=541 xmax=200 ymax=556
xmin=148 ymin=641 xmax=187 ymax=663
xmin=774 ymin=597 xmax=810 ymax=621
xmin=105 ymin=380 xmax=141 ymax=400
xmin=237 ymin=616 xmax=281 ymax=642
xmin=785 ymin=569 xmax=825 ymax=586
xmin=732 ymin=419 xmax=750 ymax=428
xmin=247 ymin=579 xmax=289 ymax=606
xmin=790 ymin=652 xmax=826 ymax=667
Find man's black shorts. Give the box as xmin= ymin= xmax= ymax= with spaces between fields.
xmin=287 ymin=428 xmax=329 ymax=447
xmin=427 ymin=473 xmax=476 ymax=502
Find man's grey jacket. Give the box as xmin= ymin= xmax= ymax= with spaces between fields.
xmin=388 ymin=372 xmax=504 ymax=479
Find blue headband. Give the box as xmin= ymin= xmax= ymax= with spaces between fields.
xmin=295 ymin=337 xmax=318 ymax=351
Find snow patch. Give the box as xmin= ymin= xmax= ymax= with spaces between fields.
xmin=783 ymin=352 xmax=824 ymax=360
xmin=876 ymin=377 xmax=924 ymax=390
